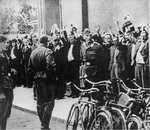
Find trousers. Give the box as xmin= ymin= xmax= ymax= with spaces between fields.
xmin=35 ymin=78 xmax=55 ymax=129
xmin=135 ymin=63 xmax=146 ymax=88
xmin=0 ymin=88 xmax=13 ymax=130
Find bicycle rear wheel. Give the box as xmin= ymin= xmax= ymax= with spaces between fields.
xmin=110 ymin=107 xmax=126 ymax=130
xmin=66 ymin=105 xmax=80 ymax=130
xmin=90 ymin=111 xmax=113 ymax=130
xmin=127 ymin=115 xmax=143 ymax=130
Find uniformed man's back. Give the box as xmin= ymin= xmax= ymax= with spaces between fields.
xmin=30 ymin=46 xmax=48 ymax=72
xmin=28 ymin=35 xmax=56 ymax=130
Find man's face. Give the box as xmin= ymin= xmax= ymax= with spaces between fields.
xmin=12 ymin=42 xmax=16 ymax=47
xmin=69 ymin=34 xmax=75 ymax=43
xmin=72 ymin=28 xmax=77 ymax=34
xmin=124 ymin=33 xmax=130 ymax=39
xmin=83 ymin=33 xmax=90 ymax=42
xmin=135 ymin=27 xmax=140 ymax=33
xmin=54 ymin=39 xmax=60 ymax=47
xmin=113 ymin=36 xmax=118 ymax=45
xmin=56 ymin=33 xmax=61 ymax=39
xmin=137 ymin=37 xmax=142 ymax=44
xmin=104 ymin=34 xmax=111 ymax=43
xmin=32 ymin=36 xmax=38 ymax=44
xmin=5 ymin=41 xmax=9 ymax=48
xmin=23 ymin=39 xmax=29 ymax=46
xmin=0 ymin=41 xmax=7 ymax=51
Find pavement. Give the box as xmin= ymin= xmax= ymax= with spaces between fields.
xmin=13 ymin=86 xmax=78 ymax=123
xmin=7 ymin=107 xmax=66 ymax=130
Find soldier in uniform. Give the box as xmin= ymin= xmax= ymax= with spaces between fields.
xmin=0 ymin=35 xmax=14 ymax=130
xmin=28 ymin=35 xmax=56 ymax=130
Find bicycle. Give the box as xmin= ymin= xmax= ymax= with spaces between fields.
xmin=66 ymin=79 xmax=112 ymax=130
xmin=66 ymin=85 xmax=99 ymax=130
xmin=115 ymin=79 xmax=150 ymax=130
xmin=89 ymin=79 xmax=127 ymax=130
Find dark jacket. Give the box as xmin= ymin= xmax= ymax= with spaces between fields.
xmin=140 ymin=41 xmax=149 ymax=64
xmin=0 ymin=51 xmax=12 ymax=89
xmin=28 ymin=44 xmax=56 ymax=84
xmin=10 ymin=45 xmax=22 ymax=70
xmin=22 ymin=45 xmax=32 ymax=67
xmin=72 ymin=38 xmax=81 ymax=63
xmin=109 ymin=45 xmax=116 ymax=71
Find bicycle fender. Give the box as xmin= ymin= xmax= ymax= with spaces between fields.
xmin=97 ymin=108 xmax=113 ymax=127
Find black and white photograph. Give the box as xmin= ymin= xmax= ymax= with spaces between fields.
xmin=0 ymin=0 xmax=149 ymax=130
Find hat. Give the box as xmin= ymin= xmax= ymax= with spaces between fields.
xmin=0 ymin=35 xmax=7 ymax=43
xmin=40 ymin=36 xmax=48 ymax=44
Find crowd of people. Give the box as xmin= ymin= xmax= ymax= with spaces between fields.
xmin=0 ymin=15 xmax=149 ymax=129
xmin=4 ymin=16 xmax=149 ymax=96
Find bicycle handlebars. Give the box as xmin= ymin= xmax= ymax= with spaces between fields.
xmin=85 ymin=79 xmax=111 ymax=86
xmin=80 ymin=76 xmax=111 ymax=86
xmin=118 ymin=79 xmax=150 ymax=96
xmin=72 ymin=83 xmax=99 ymax=94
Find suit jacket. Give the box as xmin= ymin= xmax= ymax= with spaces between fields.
xmin=28 ymin=44 xmax=56 ymax=83
xmin=140 ymin=41 xmax=149 ymax=64
xmin=10 ymin=46 xmax=22 ymax=69
xmin=0 ymin=51 xmax=12 ymax=89
xmin=109 ymin=45 xmax=127 ymax=72
xmin=131 ymin=40 xmax=147 ymax=64
xmin=54 ymin=45 xmax=68 ymax=78
xmin=131 ymin=42 xmax=140 ymax=62
xmin=22 ymin=45 xmax=32 ymax=66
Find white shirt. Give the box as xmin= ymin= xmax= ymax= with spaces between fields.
xmin=10 ymin=47 xmax=16 ymax=59
xmin=136 ymin=43 xmax=145 ymax=64
xmin=131 ymin=44 xmax=135 ymax=62
xmin=114 ymin=48 xmax=119 ymax=63
xmin=68 ymin=44 xmax=74 ymax=62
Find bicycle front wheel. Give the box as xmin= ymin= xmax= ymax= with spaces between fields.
xmin=66 ymin=105 xmax=80 ymax=130
xmin=127 ymin=114 xmax=143 ymax=130
xmin=90 ymin=111 xmax=113 ymax=130
xmin=81 ymin=103 xmax=93 ymax=129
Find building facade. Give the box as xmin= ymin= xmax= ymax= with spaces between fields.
xmin=40 ymin=0 xmax=149 ymax=34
